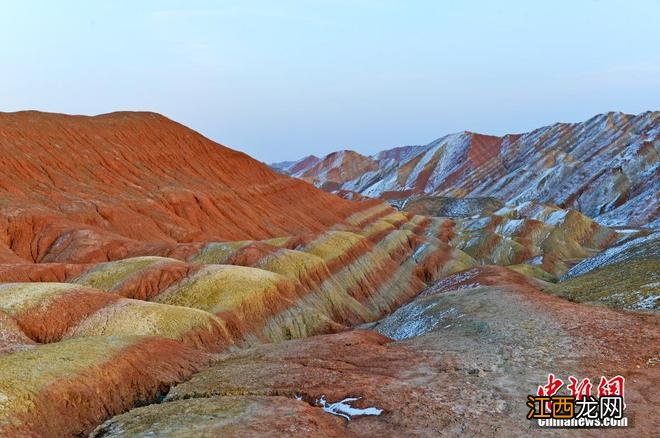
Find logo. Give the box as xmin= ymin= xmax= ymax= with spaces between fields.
xmin=527 ymin=374 xmax=628 ymax=427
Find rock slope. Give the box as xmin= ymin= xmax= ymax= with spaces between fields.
xmin=0 ymin=111 xmax=377 ymax=264
xmin=275 ymin=111 xmax=659 ymax=227
xmin=0 ymin=113 xmax=475 ymax=435
xmin=0 ymin=111 xmax=657 ymax=436
xmin=93 ymin=268 xmax=659 ymax=436
xmin=0 ymin=204 xmax=481 ymax=435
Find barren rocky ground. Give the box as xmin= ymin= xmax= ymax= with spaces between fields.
xmin=92 ymin=267 xmax=659 ymax=437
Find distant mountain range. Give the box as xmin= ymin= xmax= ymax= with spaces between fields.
xmin=273 ymin=111 xmax=659 ymax=227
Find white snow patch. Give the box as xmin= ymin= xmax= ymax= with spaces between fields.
xmin=561 ymin=231 xmax=660 ymax=280
xmin=362 ymin=170 xmax=399 ymax=197
xmin=631 ymin=294 xmax=659 ymax=310
xmin=496 ymin=219 xmax=525 ymax=236
xmin=317 ymin=396 xmax=383 ymax=420
xmin=411 ymin=242 xmax=430 ymax=262
xmin=403 ymin=141 xmax=449 ymax=190
xmin=545 ymin=210 xmax=569 ymax=226
xmin=425 ymin=133 xmax=472 ymax=189
xmin=527 ymin=255 xmax=544 ymax=266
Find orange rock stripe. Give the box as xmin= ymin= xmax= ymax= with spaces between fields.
xmin=3 ymin=337 xmax=210 ymax=437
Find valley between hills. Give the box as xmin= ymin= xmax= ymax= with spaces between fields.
xmin=0 ymin=111 xmax=657 ymax=436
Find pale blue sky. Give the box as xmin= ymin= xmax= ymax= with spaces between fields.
xmin=1 ymin=0 xmax=659 ymax=162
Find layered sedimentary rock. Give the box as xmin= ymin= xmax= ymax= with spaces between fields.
xmin=275 ymin=111 xmax=659 ymax=227
xmin=401 ymin=196 xmax=504 ymax=218
xmin=0 ymin=112 xmax=479 ymax=435
xmin=1 ymin=111 xmax=657 ymax=436
xmin=0 ymin=336 xmax=209 ymax=437
xmin=552 ymin=231 xmax=659 ymax=309
xmin=0 ymin=111 xmax=377 ymax=264
xmin=0 ymin=203 xmax=477 ymax=435
xmin=452 ymin=201 xmax=621 ymax=278
xmin=92 ymin=269 xmax=659 ymax=435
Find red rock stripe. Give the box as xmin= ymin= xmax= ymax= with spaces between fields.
xmin=3 ymin=337 xmax=210 ymax=437
xmin=14 ymin=290 xmax=120 ymax=343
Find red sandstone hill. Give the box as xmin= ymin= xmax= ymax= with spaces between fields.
xmin=0 ymin=111 xmax=376 ymax=264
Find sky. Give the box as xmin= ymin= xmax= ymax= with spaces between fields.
xmin=1 ymin=1 xmax=659 ymax=163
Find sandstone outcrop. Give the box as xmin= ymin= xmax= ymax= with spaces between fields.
xmin=0 ymin=111 xmax=377 ymax=264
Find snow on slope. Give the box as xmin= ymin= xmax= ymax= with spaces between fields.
xmin=273 ymin=111 xmax=659 ymax=227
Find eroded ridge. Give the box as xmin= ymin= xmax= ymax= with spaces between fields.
xmin=0 ymin=111 xmax=657 ymax=436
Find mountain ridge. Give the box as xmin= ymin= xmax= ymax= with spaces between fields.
xmin=0 ymin=109 xmax=657 ymax=436
xmin=0 ymin=110 xmax=378 ymax=263
xmin=273 ymin=111 xmax=659 ymax=227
